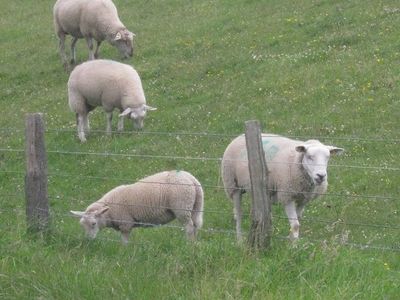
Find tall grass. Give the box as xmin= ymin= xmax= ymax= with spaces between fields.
xmin=0 ymin=0 xmax=399 ymax=299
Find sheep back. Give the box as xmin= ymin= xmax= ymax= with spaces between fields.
xmin=80 ymin=0 xmax=123 ymax=41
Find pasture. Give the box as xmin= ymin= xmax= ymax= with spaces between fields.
xmin=0 ymin=0 xmax=399 ymax=298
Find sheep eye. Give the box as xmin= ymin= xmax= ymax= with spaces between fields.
xmin=91 ymin=222 xmax=96 ymax=227
xmin=307 ymin=155 xmax=314 ymax=161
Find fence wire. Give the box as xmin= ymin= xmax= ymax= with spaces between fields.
xmin=1 ymin=147 xmax=400 ymax=172
xmin=0 ymin=168 xmax=398 ymax=204
xmin=1 ymin=198 xmax=398 ymax=232
xmin=28 ymin=207 xmax=400 ymax=252
xmin=1 ymin=202 xmax=398 ymax=252
xmin=1 ymin=127 xmax=400 ymax=143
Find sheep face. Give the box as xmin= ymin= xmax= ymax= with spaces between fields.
xmin=112 ymin=30 xmax=135 ymax=59
xmin=70 ymin=207 xmax=109 ymax=239
xmin=296 ymin=143 xmax=344 ymax=185
xmin=120 ymin=105 xmax=157 ymax=130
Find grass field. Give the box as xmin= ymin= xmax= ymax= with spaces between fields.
xmin=1 ymin=0 xmax=399 ymax=299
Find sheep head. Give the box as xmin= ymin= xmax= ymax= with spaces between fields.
xmin=113 ymin=29 xmax=135 ymax=58
xmin=119 ymin=105 xmax=157 ymax=130
xmin=70 ymin=206 xmax=109 ymax=239
xmin=295 ymin=141 xmax=344 ymax=185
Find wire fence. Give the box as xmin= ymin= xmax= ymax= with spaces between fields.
xmin=0 ymin=168 xmax=398 ymax=202
xmin=1 ymin=126 xmax=399 ymax=252
xmin=1 ymin=127 xmax=400 ymax=143
xmin=0 ymin=192 xmax=399 ymax=231
xmin=1 ymin=199 xmax=399 ymax=251
xmin=1 ymin=147 xmax=400 ymax=171
xmin=2 ymin=205 xmax=399 ymax=252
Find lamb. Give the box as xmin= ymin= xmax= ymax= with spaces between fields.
xmin=221 ymin=133 xmax=344 ymax=242
xmin=70 ymin=170 xmax=204 ymax=244
xmin=67 ymin=59 xmax=157 ymax=142
xmin=53 ymin=0 xmax=135 ymax=69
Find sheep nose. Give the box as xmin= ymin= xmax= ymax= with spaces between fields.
xmin=316 ymin=173 xmax=326 ymax=183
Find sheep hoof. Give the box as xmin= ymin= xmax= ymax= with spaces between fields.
xmin=288 ymin=233 xmax=299 ymax=247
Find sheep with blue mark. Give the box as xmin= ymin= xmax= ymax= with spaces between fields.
xmin=221 ymin=133 xmax=344 ymax=242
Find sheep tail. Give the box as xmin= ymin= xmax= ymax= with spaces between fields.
xmin=190 ymin=176 xmax=204 ymax=230
xmin=221 ymin=161 xmax=236 ymax=200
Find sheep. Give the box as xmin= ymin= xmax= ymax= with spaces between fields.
xmin=53 ymin=0 xmax=135 ymax=69
xmin=67 ymin=59 xmax=157 ymax=142
xmin=221 ymin=133 xmax=344 ymax=242
xmin=70 ymin=170 xmax=204 ymax=244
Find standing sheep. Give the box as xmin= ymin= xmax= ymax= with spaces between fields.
xmin=67 ymin=59 xmax=157 ymax=142
xmin=71 ymin=170 xmax=204 ymax=244
xmin=221 ymin=134 xmax=344 ymax=242
xmin=53 ymin=0 xmax=135 ymax=69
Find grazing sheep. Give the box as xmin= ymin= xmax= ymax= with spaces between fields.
xmin=221 ymin=134 xmax=344 ymax=242
xmin=67 ymin=59 xmax=157 ymax=142
xmin=71 ymin=170 xmax=204 ymax=244
xmin=53 ymin=0 xmax=135 ymax=68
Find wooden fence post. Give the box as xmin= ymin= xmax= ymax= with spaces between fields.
xmin=245 ymin=120 xmax=272 ymax=250
xmin=25 ymin=113 xmax=50 ymax=232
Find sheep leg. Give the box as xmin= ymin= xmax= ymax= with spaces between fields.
xmin=284 ymin=201 xmax=300 ymax=241
xmin=296 ymin=204 xmax=305 ymax=221
xmin=232 ymin=191 xmax=243 ymax=243
xmin=117 ymin=116 xmax=124 ymax=132
xmin=121 ymin=231 xmax=130 ymax=245
xmin=176 ymin=213 xmax=196 ymax=240
xmin=94 ymin=41 xmax=102 ymax=59
xmin=86 ymin=37 xmax=95 ymax=60
xmin=76 ymin=113 xmax=87 ymax=143
xmin=70 ymin=37 xmax=79 ymax=65
xmin=185 ymin=219 xmax=196 ymax=241
xmin=106 ymin=112 xmax=113 ymax=135
xmin=57 ymin=32 xmax=68 ymax=69
xmin=83 ymin=116 xmax=90 ymax=134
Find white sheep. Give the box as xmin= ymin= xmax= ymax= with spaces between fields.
xmin=67 ymin=59 xmax=157 ymax=142
xmin=53 ymin=0 xmax=135 ymax=69
xmin=221 ymin=134 xmax=344 ymax=242
xmin=70 ymin=170 xmax=204 ymax=244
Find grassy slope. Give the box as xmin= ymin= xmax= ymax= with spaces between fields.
xmin=0 ymin=0 xmax=399 ymax=299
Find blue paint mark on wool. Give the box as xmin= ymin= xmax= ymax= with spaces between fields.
xmin=239 ymin=137 xmax=280 ymax=161
xmin=261 ymin=138 xmax=280 ymax=161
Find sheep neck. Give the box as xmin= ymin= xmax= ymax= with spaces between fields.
xmin=297 ymin=153 xmax=315 ymax=191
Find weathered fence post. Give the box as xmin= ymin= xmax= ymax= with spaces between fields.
xmin=245 ymin=120 xmax=272 ymax=250
xmin=25 ymin=113 xmax=50 ymax=232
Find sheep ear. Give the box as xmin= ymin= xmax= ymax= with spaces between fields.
xmin=328 ymin=146 xmax=344 ymax=155
xmin=128 ymin=31 xmax=136 ymax=39
xmin=295 ymin=145 xmax=307 ymax=153
xmin=95 ymin=206 xmax=109 ymax=216
xmin=70 ymin=211 xmax=85 ymax=218
xmin=114 ymin=32 xmax=122 ymax=41
xmin=119 ymin=107 xmax=132 ymax=117
xmin=144 ymin=105 xmax=157 ymax=111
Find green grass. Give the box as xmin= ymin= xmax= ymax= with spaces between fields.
xmin=1 ymin=0 xmax=399 ymax=299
